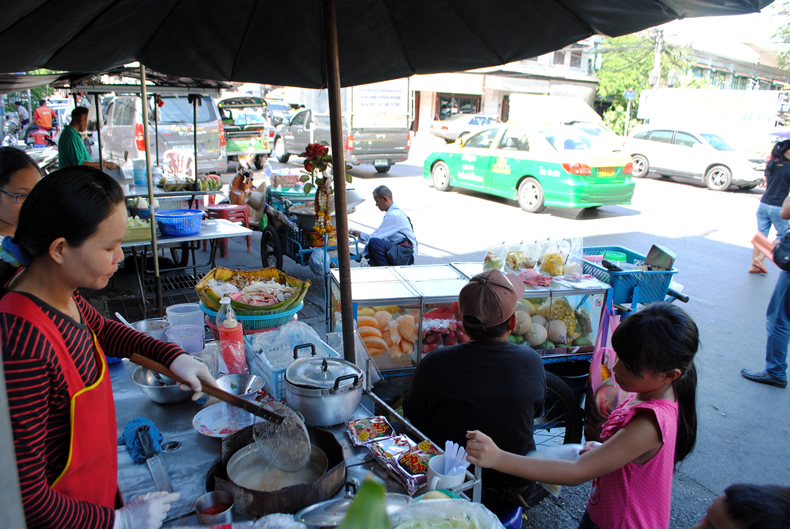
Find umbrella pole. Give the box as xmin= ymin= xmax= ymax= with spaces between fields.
xmin=154 ymin=99 xmax=159 ymax=166
xmin=323 ymin=0 xmax=355 ymax=364
xmin=94 ymin=93 xmax=103 ymax=172
xmin=140 ymin=64 xmax=163 ymax=316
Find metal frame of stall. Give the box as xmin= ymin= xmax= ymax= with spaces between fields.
xmin=67 ymin=67 xmax=223 ymax=316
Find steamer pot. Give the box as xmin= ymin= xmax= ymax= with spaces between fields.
xmin=285 ymin=346 xmax=364 ymax=427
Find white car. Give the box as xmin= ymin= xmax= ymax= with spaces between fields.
xmin=623 ymin=128 xmax=765 ymax=191
xmin=430 ymin=114 xmax=500 ymax=143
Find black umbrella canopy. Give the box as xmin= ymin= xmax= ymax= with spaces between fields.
xmin=0 ymin=0 xmax=774 ymax=88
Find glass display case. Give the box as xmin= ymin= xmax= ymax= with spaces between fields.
xmin=329 ymin=268 xmax=421 ymax=372
xmin=450 ymin=262 xmax=610 ymax=361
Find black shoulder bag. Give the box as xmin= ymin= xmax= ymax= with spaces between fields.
xmin=773 ymin=232 xmax=790 ymax=272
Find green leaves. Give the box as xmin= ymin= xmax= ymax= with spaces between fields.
xmin=303 ymin=183 xmax=313 ymax=194
xmin=338 ymin=478 xmax=391 ymax=529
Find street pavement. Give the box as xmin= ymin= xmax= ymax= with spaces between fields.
xmin=97 ymin=133 xmax=789 ymax=528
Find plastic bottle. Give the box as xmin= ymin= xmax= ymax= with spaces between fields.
xmin=216 ymin=297 xmax=247 ymax=374
xmin=263 ymin=160 xmax=274 ymax=187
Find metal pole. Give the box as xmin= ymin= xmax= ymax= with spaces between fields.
xmin=323 ymin=0 xmax=355 ymax=364
xmin=94 ymin=93 xmax=104 ymax=172
xmin=140 ymin=65 xmax=163 ymax=316
xmin=193 ymin=96 xmax=199 ymax=192
xmin=624 ymin=99 xmax=631 ymax=138
xmin=154 ymin=100 xmax=159 ymax=166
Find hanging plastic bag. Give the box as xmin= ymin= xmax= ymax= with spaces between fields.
xmin=539 ymin=238 xmax=570 ymax=276
xmin=482 ymin=241 xmax=506 ymax=270
xmin=585 ymin=301 xmax=631 ymax=442
xmin=564 ymin=236 xmax=585 ymax=281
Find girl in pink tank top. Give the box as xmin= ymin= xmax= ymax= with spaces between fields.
xmin=467 ymin=303 xmax=700 ymax=529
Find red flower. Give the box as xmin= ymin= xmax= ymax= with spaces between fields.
xmin=304 ymin=162 xmax=314 ymax=172
xmin=305 ymin=143 xmax=328 ymax=159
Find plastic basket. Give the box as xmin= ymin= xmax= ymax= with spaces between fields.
xmin=155 ymin=209 xmax=204 ymax=236
xmin=128 ymin=206 xmax=159 ymax=220
xmin=244 ymin=337 xmax=341 ymax=400
xmin=582 ymin=246 xmax=677 ymax=305
xmin=199 ymin=301 xmax=303 ymax=332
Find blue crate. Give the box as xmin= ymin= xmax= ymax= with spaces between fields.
xmin=155 ymin=209 xmax=203 ymax=236
xmin=583 ymin=246 xmax=677 ymax=305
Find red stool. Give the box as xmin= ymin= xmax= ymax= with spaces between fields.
xmin=204 ymin=204 xmax=250 ymax=257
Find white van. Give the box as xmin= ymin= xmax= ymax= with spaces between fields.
xmin=103 ymin=94 xmax=227 ymax=175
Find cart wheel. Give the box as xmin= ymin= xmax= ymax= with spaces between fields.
xmin=526 ymin=372 xmax=583 ymax=506
xmin=260 ymin=225 xmax=283 ymax=270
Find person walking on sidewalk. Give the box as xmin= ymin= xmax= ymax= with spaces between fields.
xmin=742 ymin=193 xmax=790 ymax=388
xmin=751 ymin=139 xmax=790 ymax=274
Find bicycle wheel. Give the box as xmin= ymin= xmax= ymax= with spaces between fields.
xmin=260 ymin=225 xmax=283 ymax=270
xmin=533 ymin=372 xmax=584 ymax=447
xmin=526 ymin=372 xmax=583 ymax=507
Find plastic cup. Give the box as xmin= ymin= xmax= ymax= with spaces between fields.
xmin=165 ymin=324 xmax=204 ymax=354
xmin=132 ymin=159 xmax=147 ymax=185
xmin=166 ymin=303 xmax=204 ymax=328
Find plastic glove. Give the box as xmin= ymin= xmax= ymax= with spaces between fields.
xmin=114 ymin=491 xmax=180 ymax=529
xmin=169 ymin=353 xmax=215 ymax=401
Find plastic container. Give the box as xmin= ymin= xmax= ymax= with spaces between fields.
xmin=603 ymin=250 xmax=627 ymax=262
xmin=217 ymin=297 xmax=248 ymax=374
xmin=166 ymin=324 xmax=204 ymax=354
xmin=132 ymin=159 xmax=147 ymax=185
xmin=583 ymin=246 xmax=678 ymax=305
xmin=156 ymin=209 xmax=204 ymax=236
xmin=166 ymin=303 xmax=204 ymax=328
xmin=196 ymin=491 xmax=233 ymax=525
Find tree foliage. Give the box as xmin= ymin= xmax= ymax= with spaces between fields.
xmin=595 ymin=31 xmax=692 ymax=135
xmin=774 ymin=0 xmax=790 ymax=68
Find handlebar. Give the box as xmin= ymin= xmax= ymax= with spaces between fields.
xmin=666 ymin=287 xmax=689 ymax=304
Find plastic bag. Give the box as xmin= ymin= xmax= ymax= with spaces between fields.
xmin=482 ymin=241 xmax=506 ymax=270
xmin=391 ymin=498 xmax=505 ymax=529
xmin=539 ymin=239 xmax=570 ymax=276
xmin=246 ymin=321 xmax=335 ymax=371
xmin=563 ymin=237 xmax=585 ymax=281
xmin=504 ymin=242 xmax=537 ymax=271
xmin=585 ymin=301 xmax=631 ymax=442
xmin=252 ymin=513 xmax=307 ymax=529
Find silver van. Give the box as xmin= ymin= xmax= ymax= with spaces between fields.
xmin=103 ymin=94 xmax=227 ymax=175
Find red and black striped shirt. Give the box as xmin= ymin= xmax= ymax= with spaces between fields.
xmin=2 ymin=290 xmax=183 ymax=528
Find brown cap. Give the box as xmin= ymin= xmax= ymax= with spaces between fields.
xmin=459 ymin=269 xmax=526 ymax=331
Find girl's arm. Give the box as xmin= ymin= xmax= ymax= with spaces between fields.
xmin=467 ymin=411 xmax=664 ymax=486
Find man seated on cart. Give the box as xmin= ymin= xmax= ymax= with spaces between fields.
xmin=348 ymin=185 xmax=416 ymax=266
xmin=403 ymin=269 xmax=546 ymax=511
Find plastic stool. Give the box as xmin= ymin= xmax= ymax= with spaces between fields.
xmin=203 ymin=204 xmax=250 ymax=257
xmin=496 ymin=506 xmax=523 ymax=529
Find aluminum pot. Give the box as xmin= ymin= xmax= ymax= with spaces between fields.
xmin=130 ymin=318 xmax=171 ymax=341
xmin=285 ymin=346 xmax=364 ymax=427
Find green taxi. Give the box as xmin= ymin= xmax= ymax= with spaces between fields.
xmin=423 ymin=125 xmax=634 ymax=213
xmin=217 ymin=94 xmax=274 ymax=170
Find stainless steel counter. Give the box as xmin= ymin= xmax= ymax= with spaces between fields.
xmin=112 ymin=359 xmax=481 ymax=526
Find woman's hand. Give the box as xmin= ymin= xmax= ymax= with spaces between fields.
xmin=169 ymin=354 xmax=215 ymax=401
xmin=465 ymin=430 xmax=503 ymax=469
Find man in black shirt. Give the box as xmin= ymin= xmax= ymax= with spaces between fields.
xmin=752 ymin=140 xmax=790 ymax=274
xmin=404 ymin=269 xmax=546 ymax=509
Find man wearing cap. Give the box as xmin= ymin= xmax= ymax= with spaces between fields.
xmin=403 ymin=269 xmax=546 ymax=510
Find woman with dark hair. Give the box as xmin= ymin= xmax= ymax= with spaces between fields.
xmin=0 ymin=166 xmax=214 ymax=529
xmin=0 ymin=146 xmax=42 ymax=238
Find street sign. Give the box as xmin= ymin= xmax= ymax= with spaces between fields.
xmin=624 ymin=90 xmax=637 ymax=101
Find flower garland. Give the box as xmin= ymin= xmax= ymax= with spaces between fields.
xmin=299 ymin=143 xmax=351 ymax=235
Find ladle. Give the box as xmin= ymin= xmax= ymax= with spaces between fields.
xmin=130 ymin=353 xmax=283 ymax=424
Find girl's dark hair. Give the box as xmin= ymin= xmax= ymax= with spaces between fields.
xmin=0 ymin=147 xmax=41 ymax=188
xmin=0 ymin=166 xmax=124 ymax=285
xmin=611 ymin=302 xmax=699 ymax=463
xmin=725 ymin=483 xmax=790 ymax=529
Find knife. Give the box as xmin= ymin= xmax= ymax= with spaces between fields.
xmin=136 ymin=426 xmax=174 ymax=493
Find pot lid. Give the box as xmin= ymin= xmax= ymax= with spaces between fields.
xmin=286 ymin=357 xmax=363 ymax=390
xmin=295 ymin=492 xmax=411 ymax=526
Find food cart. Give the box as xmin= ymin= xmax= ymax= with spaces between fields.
xmin=328 ymin=263 xmax=612 ymax=451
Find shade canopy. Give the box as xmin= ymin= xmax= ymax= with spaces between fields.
xmin=0 ymin=0 xmax=772 ymax=89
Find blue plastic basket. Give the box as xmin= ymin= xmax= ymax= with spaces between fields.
xmin=155 ymin=209 xmax=204 ymax=236
xmin=199 ymin=301 xmax=303 ymax=331
xmin=582 ymin=246 xmax=677 ymax=305
xmin=127 ymin=206 xmax=159 ymax=220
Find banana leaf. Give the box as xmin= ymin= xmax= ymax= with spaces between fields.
xmin=196 ymin=266 xmax=310 ymax=315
